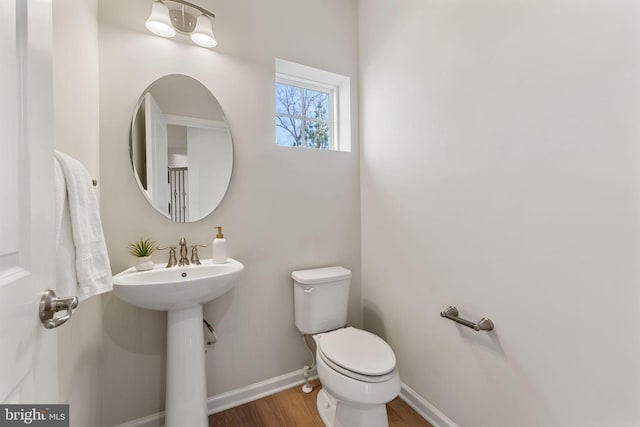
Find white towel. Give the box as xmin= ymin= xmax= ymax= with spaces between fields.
xmin=54 ymin=151 xmax=112 ymax=302
xmin=54 ymin=159 xmax=77 ymax=300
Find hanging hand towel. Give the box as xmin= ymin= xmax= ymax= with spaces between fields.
xmin=54 ymin=150 xmax=112 ymax=301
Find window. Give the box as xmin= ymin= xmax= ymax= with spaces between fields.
xmin=276 ymin=79 xmax=333 ymax=150
xmin=275 ymin=59 xmax=351 ymax=152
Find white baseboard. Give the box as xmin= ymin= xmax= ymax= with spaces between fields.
xmin=399 ymin=382 xmax=459 ymax=427
xmin=114 ymin=368 xmax=316 ymax=427
xmin=114 ymin=412 xmax=163 ymax=427
xmin=208 ymin=368 xmax=317 ymax=414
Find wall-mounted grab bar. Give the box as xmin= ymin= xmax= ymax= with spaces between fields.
xmin=440 ymin=306 xmax=494 ymax=332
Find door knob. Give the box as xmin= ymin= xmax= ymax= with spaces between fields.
xmin=39 ymin=289 xmax=79 ymax=329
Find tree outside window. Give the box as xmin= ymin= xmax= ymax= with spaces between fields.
xmin=276 ymin=81 xmax=332 ymax=150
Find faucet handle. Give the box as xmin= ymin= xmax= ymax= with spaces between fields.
xmin=157 ymin=246 xmax=178 ymax=268
xmin=190 ymin=244 xmax=208 ymax=265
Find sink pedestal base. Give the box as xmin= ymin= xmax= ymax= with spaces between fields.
xmin=165 ymin=305 xmax=208 ymax=427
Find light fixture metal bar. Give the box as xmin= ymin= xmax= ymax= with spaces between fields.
xmin=163 ymin=0 xmax=215 ymax=19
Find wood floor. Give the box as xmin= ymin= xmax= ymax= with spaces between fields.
xmin=208 ymin=380 xmax=433 ymax=427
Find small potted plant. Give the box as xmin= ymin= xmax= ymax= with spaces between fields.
xmin=128 ymin=237 xmax=157 ymax=271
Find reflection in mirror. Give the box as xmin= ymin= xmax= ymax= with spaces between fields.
xmin=130 ymin=75 xmax=233 ymax=223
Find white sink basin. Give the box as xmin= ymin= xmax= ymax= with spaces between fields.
xmin=112 ymin=258 xmax=244 ymax=311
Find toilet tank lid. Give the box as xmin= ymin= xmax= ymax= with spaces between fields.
xmin=291 ymin=266 xmax=352 ymax=285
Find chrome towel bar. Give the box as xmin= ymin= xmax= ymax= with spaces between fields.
xmin=440 ymin=306 xmax=494 ymax=332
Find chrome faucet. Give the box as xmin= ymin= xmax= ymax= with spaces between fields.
xmin=178 ymin=237 xmax=190 ymax=266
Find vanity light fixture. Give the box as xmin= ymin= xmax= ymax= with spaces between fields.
xmin=145 ymin=0 xmax=218 ymax=48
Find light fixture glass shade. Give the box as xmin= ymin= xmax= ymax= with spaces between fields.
xmin=145 ymin=1 xmax=176 ymax=38
xmin=190 ymin=15 xmax=218 ymax=48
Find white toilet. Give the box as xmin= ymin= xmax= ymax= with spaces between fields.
xmin=292 ymin=266 xmax=400 ymax=427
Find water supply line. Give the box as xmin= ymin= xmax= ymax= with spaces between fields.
xmin=301 ymin=334 xmax=316 ymax=393
xmin=203 ymin=318 xmax=217 ymax=346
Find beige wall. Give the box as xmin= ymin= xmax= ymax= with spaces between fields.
xmin=98 ymin=0 xmax=360 ymax=425
xmin=52 ymin=1 xmax=103 ymax=427
xmin=359 ymin=0 xmax=640 ymax=426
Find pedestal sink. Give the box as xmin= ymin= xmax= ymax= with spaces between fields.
xmin=112 ymin=258 xmax=244 ymax=427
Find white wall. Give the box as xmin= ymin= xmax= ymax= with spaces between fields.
xmin=359 ymin=1 xmax=640 ymax=426
xmin=52 ymin=1 xmax=103 ymax=427
xmin=53 ymin=0 xmax=100 ymax=178
xmin=98 ymin=0 xmax=360 ymax=425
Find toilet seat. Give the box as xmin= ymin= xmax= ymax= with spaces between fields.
xmin=318 ymin=327 xmax=396 ymax=383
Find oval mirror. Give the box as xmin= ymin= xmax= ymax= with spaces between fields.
xmin=130 ymin=75 xmax=233 ymax=223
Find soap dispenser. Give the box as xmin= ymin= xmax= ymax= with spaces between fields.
xmin=212 ymin=226 xmax=227 ymax=264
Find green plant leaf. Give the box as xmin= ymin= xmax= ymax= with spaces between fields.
xmin=127 ymin=237 xmax=157 ymax=257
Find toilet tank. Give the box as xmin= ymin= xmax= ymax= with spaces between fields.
xmin=292 ymin=266 xmax=352 ymax=335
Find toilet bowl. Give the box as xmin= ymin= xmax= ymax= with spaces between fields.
xmin=313 ymin=327 xmax=400 ymax=427
xmin=292 ymin=266 xmax=400 ymax=427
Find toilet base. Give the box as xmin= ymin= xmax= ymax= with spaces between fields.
xmin=316 ymin=388 xmax=389 ymax=427
xmin=317 ymin=388 xmax=337 ymax=427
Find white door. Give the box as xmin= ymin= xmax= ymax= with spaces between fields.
xmin=145 ymin=93 xmax=170 ymax=216
xmin=0 ymin=0 xmax=59 ymax=404
xmin=186 ymin=126 xmax=232 ymax=220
